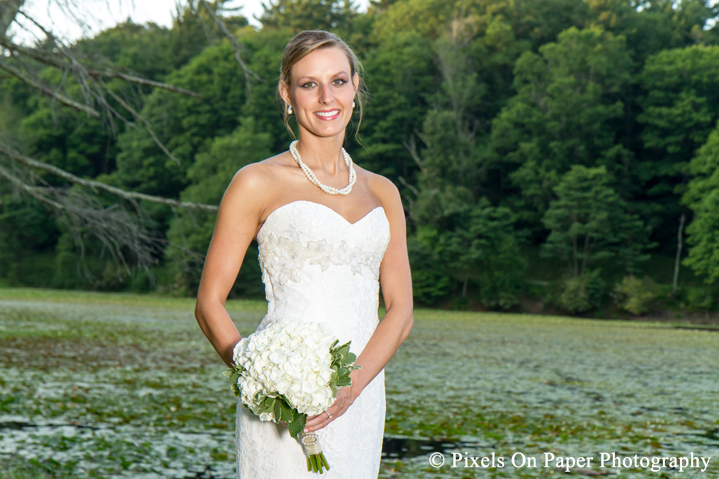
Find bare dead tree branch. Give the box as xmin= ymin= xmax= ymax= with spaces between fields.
xmin=0 ymin=140 xmax=219 ymax=211
xmin=0 ymin=36 xmax=201 ymax=97
xmin=0 ymin=59 xmax=102 ymax=117
xmin=0 ymin=162 xmax=64 ymax=209
xmin=398 ymin=175 xmax=420 ymax=199
xmin=101 ymin=85 xmax=181 ymax=165
xmin=57 ymin=189 xmax=164 ymax=279
xmin=403 ymin=135 xmax=425 ymax=173
xmin=106 ymin=70 xmax=200 ymax=97
xmin=0 ymin=157 xmax=202 ymax=280
xmin=3 ymin=11 xmax=194 ymax=166
xmin=198 ymin=0 xmax=260 ymax=100
xmin=0 ymin=0 xmax=25 ymax=35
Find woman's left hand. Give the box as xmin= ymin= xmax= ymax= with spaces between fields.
xmin=303 ymin=386 xmax=355 ymax=433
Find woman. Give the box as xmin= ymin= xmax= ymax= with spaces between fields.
xmin=194 ymin=30 xmax=414 ymax=478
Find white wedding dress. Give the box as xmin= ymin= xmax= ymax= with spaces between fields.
xmin=236 ymin=200 xmax=391 ymax=479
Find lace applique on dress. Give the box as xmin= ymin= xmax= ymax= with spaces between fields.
xmin=258 ymin=233 xmax=384 ymax=286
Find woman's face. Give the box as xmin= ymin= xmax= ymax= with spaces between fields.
xmin=281 ymin=46 xmax=359 ymax=141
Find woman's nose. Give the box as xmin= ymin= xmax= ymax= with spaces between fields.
xmin=318 ymin=83 xmax=333 ymax=104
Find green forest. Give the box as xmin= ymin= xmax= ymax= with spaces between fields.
xmin=2 ymin=0 xmax=719 ymax=318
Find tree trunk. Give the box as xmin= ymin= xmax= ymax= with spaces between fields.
xmin=581 ymin=232 xmax=590 ymax=277
xmin=462 ymin=272 xmax=468 ymax=297
xmin=0 ymin=0 xmax=25 ymax=35
xmin=572 ymin=233 xmax=578 ymax=277
xmin=673 ymin=212 xmax=685 ymax=295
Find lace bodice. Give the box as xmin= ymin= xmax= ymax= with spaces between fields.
xmin=236 ymin=199 xmax=390 ymax=479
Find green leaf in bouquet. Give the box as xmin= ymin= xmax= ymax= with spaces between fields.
xmin=334 ymin=340 xmax=351 ymax=350
xmin=280 ymin=400 xmax=293 ymax=424
xmin=333 ymin=347 xmax=349 ymax=364
xmin=288 ymin=412 xmax=307 ymax=440
xmin=231 ymin=384 xmax=240 ymax=396
xmin=279 ymin=393 xmax=295 ymax=410
xmin=339 ymin=344 xmax=350 ymax=355
xmin=345 ymin=352 xmax=357 ymax=364
xmin=256 ymin=396 xmax=274 ymax=413
xmin=273 ymin=398 xmax=283 ymax=423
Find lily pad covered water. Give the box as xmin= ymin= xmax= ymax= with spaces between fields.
xmin=382 ymin=311 xmax=718 ymax=478
xmin=0 ymin=289 xmax=716 ymax=478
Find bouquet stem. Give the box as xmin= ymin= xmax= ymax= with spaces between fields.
xmin=301 ymin=432 xmax=330 ymax=473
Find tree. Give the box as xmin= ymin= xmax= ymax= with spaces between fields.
xmin=682 ymin=120 xmax=719 ymax=284
xmin=636 ymin=45 xmax=719 ymax=245
xmin=541 ymin=165 xmax=652 ymax=278
xmin=446 ymin=198 xmax=525 ymax=309
xmin=404 ymin=21 xmax=526 ymax=308
xmin=259 ymin=0 xmax=358 ymax=33
xmin=587 ymin=0 xmax=719 ymax=62
xmin=490 ymin=26 xmax=633 ymax=237
xmin=355 ymin=30 xmax=436 ymax=180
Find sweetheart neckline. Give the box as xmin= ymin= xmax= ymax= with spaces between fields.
xmin=256 ymin=200 xmax=386 ymax=242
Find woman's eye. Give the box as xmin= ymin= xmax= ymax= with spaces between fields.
xmin=301 ymin=82 xmax=316 ymax=88
xmin=333 ymin=79 xmax=347 ymax=85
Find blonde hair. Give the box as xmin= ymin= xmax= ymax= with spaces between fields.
xmin=278 ymin=30 xmax=367 ymax=141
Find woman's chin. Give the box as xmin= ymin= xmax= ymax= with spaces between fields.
xmin=300 ymin=123 xmax=350 ymax=139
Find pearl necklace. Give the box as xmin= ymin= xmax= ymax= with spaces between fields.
xmin=289 ymin=140 xmax=356 ymax=196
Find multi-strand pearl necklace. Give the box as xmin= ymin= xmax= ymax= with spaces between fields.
xmin=289 ymin=140 xmax=356 ymax=196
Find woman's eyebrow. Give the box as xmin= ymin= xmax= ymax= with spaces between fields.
xmin=296 ymin=71 xmax=350 ymax=81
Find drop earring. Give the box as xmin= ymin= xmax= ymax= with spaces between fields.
xmin=287 ymin=104 xmax=293 ymax=115
xmin=352 ymin=101 xmax=355 ymax=109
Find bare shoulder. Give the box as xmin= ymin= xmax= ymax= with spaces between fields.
xmin=223 ymin=154 xmax=290 ymax=206
xmin=356 ymin=165 xmax=402 ymax=211
xmin=356 ymin=166 xmax=406 ymax=245
xmin=215 ymin=156 xmax=293 ymax=241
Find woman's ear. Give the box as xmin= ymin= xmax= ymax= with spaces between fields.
xmin=352 ymin=73 xmax=359 ymax=95
xmin=278 ymin=80 xmax=291 ymax=106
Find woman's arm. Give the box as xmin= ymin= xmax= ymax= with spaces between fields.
xmin=194 ymin=164 xmax=267 ymax=368
xmin=304 ymin=176 xmax=414 ymax=432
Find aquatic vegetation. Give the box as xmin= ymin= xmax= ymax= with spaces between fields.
xmin=0 ymin=290 xmax=716 ymax=478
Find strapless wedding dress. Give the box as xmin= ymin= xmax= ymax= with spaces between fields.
xmin=235 ymin=200 xmax=391 ymax=479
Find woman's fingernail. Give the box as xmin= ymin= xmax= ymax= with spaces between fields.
xmin=303 ymin=428 xmax=308 ymax=432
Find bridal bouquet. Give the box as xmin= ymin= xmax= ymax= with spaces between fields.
xmin=224 ymin=318 xmax=360 ymax=474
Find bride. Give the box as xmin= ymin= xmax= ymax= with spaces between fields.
xmin=194 ymin=30 xmax=414 ymax=478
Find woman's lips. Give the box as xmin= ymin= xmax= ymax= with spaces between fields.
xmin=314 ymin=109 xmax=340 ymax=121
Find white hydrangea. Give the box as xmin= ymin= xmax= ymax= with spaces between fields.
xmin=233 ymin=318 xmax=337 ymax=420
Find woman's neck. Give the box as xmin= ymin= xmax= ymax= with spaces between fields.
xmin=294 ymin=134 xmax=346 ymax=175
